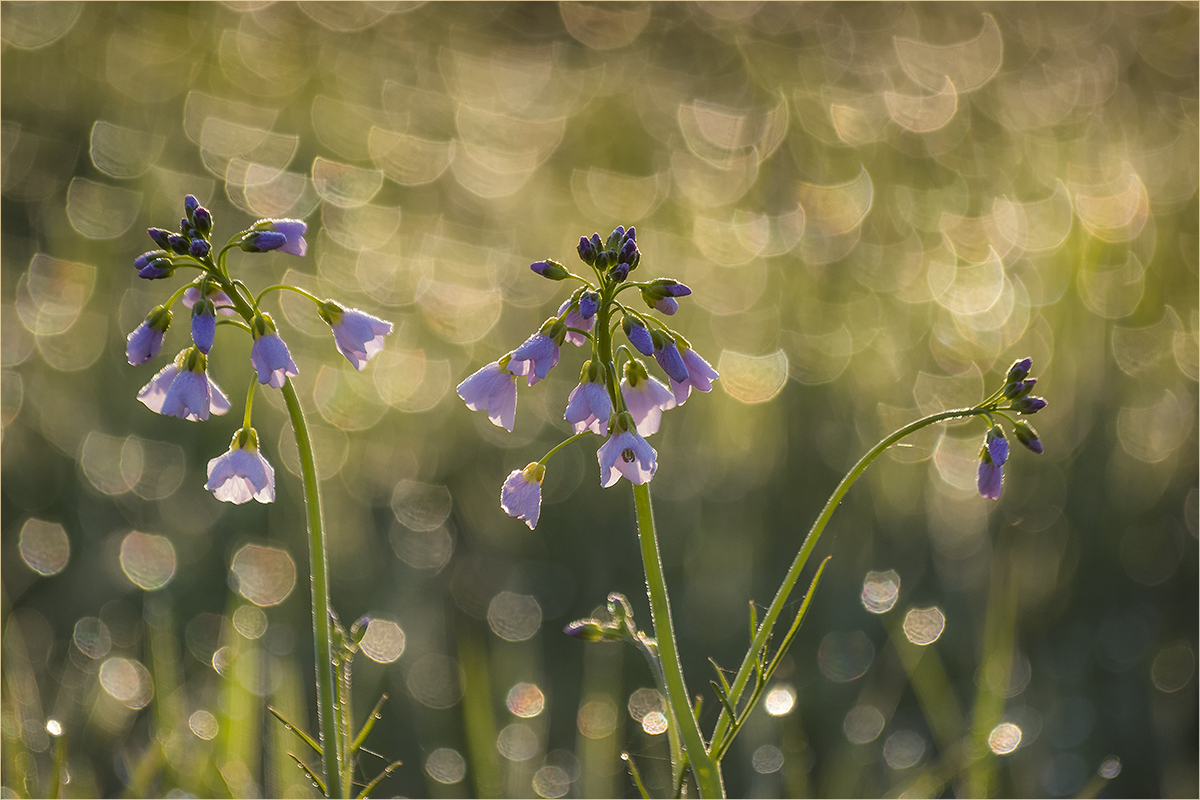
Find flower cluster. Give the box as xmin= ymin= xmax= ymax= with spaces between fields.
xmin=457 ymin=226 xmax=718 ymax=529
xmin=128 ymin=195 xmax=393 ymax=504
xmin=976 ymin=357 xmax=1047 ymax=500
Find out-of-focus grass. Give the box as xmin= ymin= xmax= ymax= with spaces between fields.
xmin=2 ymin=2 xmax=1197 ymax=797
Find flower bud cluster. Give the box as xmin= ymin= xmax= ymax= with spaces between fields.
xmin=975 ymin=357 xmax=1047 ymax=500
xmin=457 ymin=225 xmax=719 ymax=529
xmin=125 ymin=195 xmax=393 ymax=505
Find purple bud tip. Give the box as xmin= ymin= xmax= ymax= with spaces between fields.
xmin=1006 ymin=357 xmax=1033 ymax=382
xmin=167 ymin=234 xmax=190 ymax=255
xmin=664 ymin=282 xmax=691 ymax=297
xmin=608 ymin=262 xmax=630 ymax=283
xmin=240 ymin=230 xmax=288 ymax=253
xmin=184 ymin=195 xmax=199 ymax=214
xmin=579 ymin=292 xmax=600 ymax=319
xmin=193 ymin=206 xmax=212 ymax=234
xmin=147 ymin=228 xmax=172 ymax=249
xmin=1014 ymin=396 xmax=1047 ymax=415
xmin=189 ymin=239 xmax=211 ymax=258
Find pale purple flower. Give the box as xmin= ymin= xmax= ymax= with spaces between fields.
xmin=564 ymin=379 xmax=613 ymax=435
xmin=251 ymin=332 xmax=299 ymax=388
xmin=597 ymin=428 xmax=657 ymax=487
xmin=457 ymin=360 xmax=519 ymax=431
xmin=183 ymin=286 xmax=236 ymax=316
xmin=126 ymin=306 xmax=171 ymax=366
xmin=205 ymin=428 xmax=275 ymax=504
xmin=558 ymin=299 xmax=594 ymax=347
xmin=509 ymin=332 xmax=560 ymax=385
xmin=137 ymin=349 xmax=231 ymax=421
xmin=500 ymin=462 xmax=545 ymax=529
xmin=621 ymin=373 xmax=676 ymax=436
xmin=977 ymin=455 xmax=1003 ymax=500
xmin=324 ymin=305 xmax=393 ymax=370
xmin=668 ymin=346 xmax=719 ymax=406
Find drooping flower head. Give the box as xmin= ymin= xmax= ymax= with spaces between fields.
xmin=651 ymin=330 xmax=690 ymax=384
xmin=501 ymin=462 xmax=546 ymax=529
xmin=134 ymin=249 xmax=174 ymax=280
xmin=191 ymin=298 xmax=217 ymax=354
xmin=457 ymin=357 xmax=520 ymax=432
xmin=977 ymin=443 xmax=1004 ymax=500
xmin=317 ymin=300 xmax=393 ymax=370
xmin=509 ymin=319 xmax=565 ymax=385
xmin=597 ymin=415 xmax=657 ymax=487
xmin=564 ymin=360 xmax=613 ymax=435
xmin=621 ymin=359 xmax=676 ymax=437
xmin=1012 ymin=420 xmax=1043 ymax=454
xmin=126 ymin=305 xmax=172 ymax=366
xmin=668 ymin=342 xmax=720 ymax=406
xmin=558 ymin=298 xmax=595 ymax=347
xmin=205 ymin=427 xmax=275 ymax=504
xmin=249 ymin=312 xmax=299 ymax=389
xmin=137 ymin=347 xmax=231 ymax=422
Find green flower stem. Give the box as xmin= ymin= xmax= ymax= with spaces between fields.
xmin=632 ymin=482 xmax=724 ymax=798
xmin=281 ymin=379 xmax=344 ymax=799
xmin=708 ymin=406 xmax=993 ymax=756
xmin=256 ymin=282 xmax=324 ymax=306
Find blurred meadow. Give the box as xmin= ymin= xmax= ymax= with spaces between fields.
xmin=2 ymin=2 xmax=1198 ymax=797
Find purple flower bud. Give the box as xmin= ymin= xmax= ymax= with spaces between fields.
xmin=1003 ymin=377 xmax=1037 ymax=400
xmin=578 ymin=291 xmax=600 ymax=320
xmin=619 ymin=238 xmax=639 ymax=266
xmin=1013 ymin=420 xmax=1043 ymax=454
xmin=608 ymin=261 xmax=630 ymax=282
xmin=1013 ymin=396 xmax=1047 ymax=415
xmin=530 ymin=259 xmax=569 ymax=280
xmin=191 ymin=300 xmax=216 ymax=354
xmin=258 ymin=219 xmax=307 ymax=256
xmin=653 ymin=296 xmax=679 ymax=315
xmin=654 ymin=339 xmax=690 ymax=384
xmin=167 ymin=234 xmax=190 ymax=255
xmin=577 ymin=235 xmax=599 ymax=265
xmin=1006 ymin=357 xmax=1033 ymax=383
xmin=606 ymin=225 xmax=625 ymax=249
xmin=184 ymin=194 xmax=200 ymax=217
xmin=623 ymin=318 xmax=655 ymax=356
xmin=147 ymin=227 xmax=173 ymax=249
xmin=624 ymin=226 xmax=636 ymax=242
xmin=134 ymin=250 xmax=174 ymax=280
xmin=240 ymin=230 xmax=289 ymax=253
xmin=192 ymin=205 xmax=212 ymax=234
xmin=662 ymin=282 xmax=691 ymax=297
xmin=189 ymin=238 xmax=211 ymax=258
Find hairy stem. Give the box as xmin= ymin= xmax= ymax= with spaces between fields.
xmin=633 ymin=482 xmax=724 ymax=798
xmin=282 ymin=379 xmax=343 ymax=798
xmin=708 ymin=406 xmax=993 ymax=755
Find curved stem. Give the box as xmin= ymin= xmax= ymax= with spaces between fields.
xmin=257 ymin=282 xmax=324 ymax=306
xmin=538 ymin=432 xmax=590 ymax=466
xmin=708 ymin=406 xmax=994 ymax=755
xmin=633 ymin=482 xmax=724 ymax=798
xmin=281 ymin=379 xmax=344 ymax=799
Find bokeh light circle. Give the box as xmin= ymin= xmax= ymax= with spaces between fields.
xmin=988 ymin=722 xmax=1022 ymax=754
xmin=425 ymin=748 xmax=466 ymax=784
xmin=18 ymin=518 xmax=69 ymax=576
xmin=507 ymin=682 xmax=545 ymax=718
xmin=903 ymin=607 xmax=946 ymax=645
xmin=230 ymin=544 xmax=296 ymax=607
xmin=119 ymin=531 xmax=176 ymax=590
xmin=359 ymin=618 xmax=406 ymax=663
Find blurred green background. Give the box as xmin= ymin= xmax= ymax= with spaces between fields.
xmin=2 ymin=2 xmax=1197 ymax=797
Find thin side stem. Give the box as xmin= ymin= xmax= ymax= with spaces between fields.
xmin=632 ymin=482 xmax=724 ymax=798
xmin=709 ymin=406 xmax=992 ymax=754
xmin=282 ymin=379 xmax=344 ymax=799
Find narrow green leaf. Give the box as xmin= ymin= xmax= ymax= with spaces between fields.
xmin=709 ymin=680 xmax=737 ymax=718
xmin=350 ymin=694 xmax=389 ymax=755
xmin=748 ymin=601 xmax=758 ymax=645
xmin=287 ymin=752 xmax=327 ymax=796
xmin=622 ymin=752 xmax=651 ymax=800
xmin=268 ymin=706 xmax=322 ymax=756
xmin=765 ymin=556 xmax=832 ymax=679
xmin=356 ymin=760 xmax=402 ymax=799
xmin=708 ymin=657 xmax=731 ymax=695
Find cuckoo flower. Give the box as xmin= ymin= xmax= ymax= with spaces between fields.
xmin=669 ymin=345 xmax=720 ymax=406
xmin=500 ymin=462 xmax=545 ymax=529
xmin=558 ymin=298 xmax=595 ymax=347
xmin=621 ymin=360 xmax=676 ymax=437
xmin=137 ymin=348 xmax=230 ymax=422
xmin=597 ymin=418 xmax=657 ymax=487
xmin=509 ymin=323 xmax=563 ymax=385
xmin=250 ymin=313 xmax=298 ymax=389
xmin=126 ymin=305 xmax=172 ymax=366
xmin=457 ymin=359 xmax=520 ymax=432
xmin=564 ymin=362 xmax=613 ymax=435
xmin=318 ymin=301 xmax=393 ymax=370
xmin=206 ymin=427 xmax=275 ymax=504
